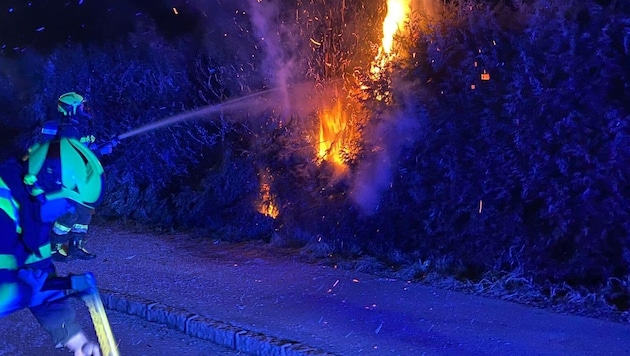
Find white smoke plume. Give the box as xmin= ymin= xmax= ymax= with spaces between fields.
xmin=246 ymin=0 xmax=307 ymax=119
xmin=350 ymin=78 xmax=425 ymax=215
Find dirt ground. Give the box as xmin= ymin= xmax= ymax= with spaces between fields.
xmin=49 ymin=224 xmax=630 ymax=355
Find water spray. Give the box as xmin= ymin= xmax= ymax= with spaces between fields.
xmin=117 ymin=88 xmax=283 ymax=140
xmin=117 ymin=89 xmax=278 ymax=140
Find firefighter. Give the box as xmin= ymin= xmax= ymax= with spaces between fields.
xmin=34 ymin=92 xmax=116 ymax=261
xmin=0 ymin=137 xmax=104 ymax=355
xmin=37 ymin=92 xmax=96 ymax=145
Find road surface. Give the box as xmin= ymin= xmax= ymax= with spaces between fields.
xmin=0 ymin=298 xmax=242 ymax=356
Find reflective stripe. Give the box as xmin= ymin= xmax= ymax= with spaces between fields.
xmin=0 ymin=284 xmax=19 ymax=316
xmin=70 ymin=224 xmax=89 ymax=233
xmin=0 ymin=178 xmax=21 ymax=234
xmin=41 ymin=121 xmax=58 ymax=136
xmin=53 ymin=222 xmax=72 ymax=234
xmin=25 ymin=243 xmax=52 ymax=264
xmin=80 ymin=135 xmax=96 ymax=144
xmin=0 ymin=254 xmax=19 ymax=315
xmin=0 ymin=254 xmax=18 ymax=270
xmin=41 ymin=127 xmax=57 ymax=135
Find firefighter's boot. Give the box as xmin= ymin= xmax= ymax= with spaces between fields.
xmin=68 ymin=234 xmax=96 ymax=260
xmin=51 ymin=243 xmax=71 ymax=262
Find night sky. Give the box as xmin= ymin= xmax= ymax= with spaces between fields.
xmin=1 ymin=0 xmax=202 ymax=54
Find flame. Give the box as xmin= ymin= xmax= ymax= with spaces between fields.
xmin=316 ymin=0 xmax=411 ymax=169
xmin=318 ymin=98 xmax=348 ymax=169
xmin=258 ymin=173 xmax=279 ymax=218
xmin=371 ymin=0 xmax=411 ymax=75
xmin=381 ymin=0 xmax=411 ymax=54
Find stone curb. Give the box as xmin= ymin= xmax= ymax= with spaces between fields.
xmin=99 ymin=289 xmax=338 ymax=356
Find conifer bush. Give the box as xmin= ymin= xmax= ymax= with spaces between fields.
xmin=388 ymin=0 xmax=630 ymax=289
xmin=1 ymin=0 xmax=629 ymax=309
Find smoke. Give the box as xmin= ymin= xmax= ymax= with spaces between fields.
xmin=350 ymin=77 xmax=425 ymax=215
xmin=182 ymin=0 xmax=319 ymax=120
xmin=349 ymin=0 xmax=437 ymax=215
xmin=239 ymin=0 xmax=429 ymax=214
xmin=246 ymin=0 xmax=311 ymax=119
xmin=412 ymin=0 xmax=441 ymax=19
xmin=182 ymin=0 xmax=429 ymax=216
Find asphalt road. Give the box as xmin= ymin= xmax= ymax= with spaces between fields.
xmin=0 ymin=298 xmax=242 ymax=356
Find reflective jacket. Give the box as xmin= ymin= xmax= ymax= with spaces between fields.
xmin=39 ymin=119 xmax=96 ymax=147
xmin=0 ymin=159 xmax=53 ymax=316
xmin=0 ymin=159 xmax=81 ymax=346
xmin=35 ymin=119 xmax=116 ymax=158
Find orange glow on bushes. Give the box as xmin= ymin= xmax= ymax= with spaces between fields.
xmin=258 ymin=172 xmax=279 ymax=219
xmin=318 ymin=98 xmax=350 ymax=170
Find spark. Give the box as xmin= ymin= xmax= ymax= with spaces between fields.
xmin=327 ymin=279 xmax=341 ymax=293
xmin=375 ymin=322 xmax=383 ymax=334
xmin=173 ymin=7 xmax=179 ymax=15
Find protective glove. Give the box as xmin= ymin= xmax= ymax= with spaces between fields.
xmin=17 ymin=268 xmax=48 ymax=293
xmin=65 ymin=332 xmax=101 ymax=356
xmin=97 ymin=143 xmax=113 ymax=156
xmin=80 ymin=342 xmax=101 ymax=356
xmin=97 ymin=136 xmax=119 ymax=156
xmin=18 ymin=268 xmax=67 ymax=307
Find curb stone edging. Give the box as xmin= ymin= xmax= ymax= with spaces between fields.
xmin=99 ymin=289 xmax=339 ymax=356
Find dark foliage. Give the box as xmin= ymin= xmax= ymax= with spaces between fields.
xmin=2 ymin=0 xmax=629 ymax=310
xmin=389 ymin=0 xmax=630 ymax=290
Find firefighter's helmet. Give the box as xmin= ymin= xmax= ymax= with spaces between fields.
xmin=57 ymin=92 xmax=85 ymax=117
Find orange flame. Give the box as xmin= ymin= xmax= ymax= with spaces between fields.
xmin=316 ymin=0 xmax=411 ymax=169
xmin=371 ymin=0 xmax=411 ymax=75
xmin=258 ymin=172 xmax=279 ymax=218
xmin=318 ymin=98 xmax=348 ymax=169
xmin=382 ymin=0 xmax=411 ymax=54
